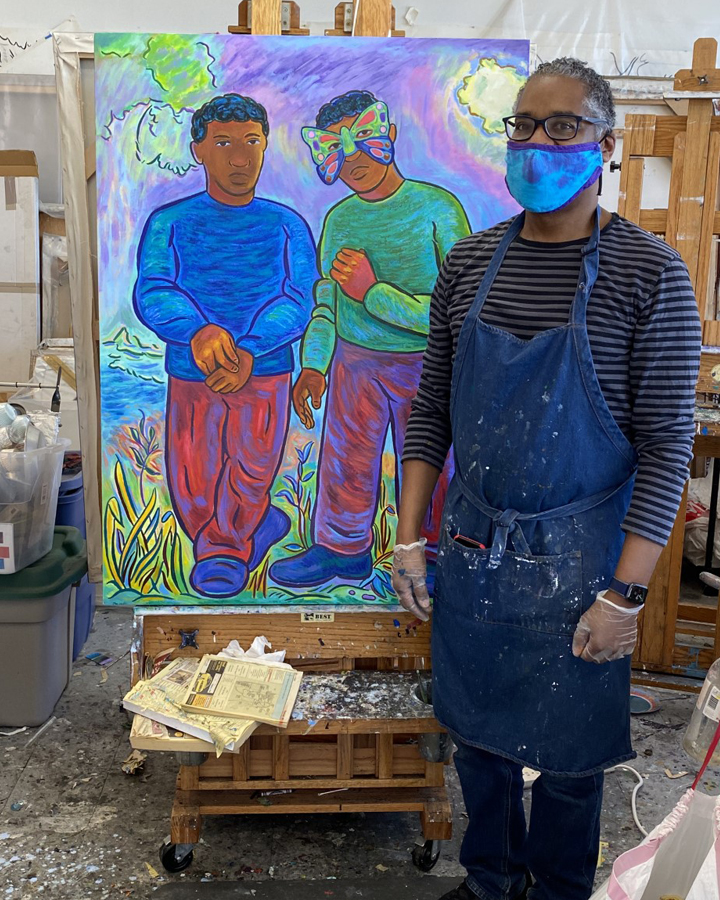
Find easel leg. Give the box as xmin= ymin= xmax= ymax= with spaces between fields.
xmin=412 ymin=790 xmax=453 ymax=872
xmin=171 ymin=786 xmax=202 ymax=846
xmin=420 ymin=790 xmax=453 ymax=841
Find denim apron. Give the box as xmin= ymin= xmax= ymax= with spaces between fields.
xmin=432 ymin=210 xmax=638 ymax=776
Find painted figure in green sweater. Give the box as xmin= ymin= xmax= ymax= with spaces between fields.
xmin=270 ymin=90 xmax=471 ymax=588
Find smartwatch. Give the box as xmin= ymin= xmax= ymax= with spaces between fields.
xmin=608 ymin=577 xmax=648 ymax=606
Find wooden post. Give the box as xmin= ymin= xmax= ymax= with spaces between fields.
xmin=171 ymin=790 xmax=202 ymax=845
xmin=249 ymin=0 xmax=282 ymax=34
xmin=355 ymin=0 xmax=392 ymax=36
xmin=272 ymin=735 xmax=291 ymax=781
xmin=633 ymin=486 xmax=687 ymax=672
xmin=232 ymin=741 xmax=251 ymax=782
xmin=229 ymin=1 xmax=309 ymax=35
xmin=673 ymin=38 xmax=718 ymax=297
xmin=376 ymin=733 xmax=394 ymax=779
xmin=337 ymin=734 xmax=354 ymax=779
xmin=326 ymin=3 xmax=403 ymax=36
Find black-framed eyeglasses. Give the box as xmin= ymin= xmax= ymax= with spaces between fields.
xmin=502 ymin=115 xmax=610 ymax=142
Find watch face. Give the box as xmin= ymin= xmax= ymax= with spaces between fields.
xmin=628 ymin=584 xmax=648 ymax=604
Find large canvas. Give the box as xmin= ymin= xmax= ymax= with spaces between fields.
xmin=96 ymin=33 xmax=528 ymax=606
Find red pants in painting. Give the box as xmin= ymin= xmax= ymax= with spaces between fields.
xmin=314 ymin=340 xmax=450 ymax=556
xmin=166 ymin=374 xmax=290 ymax=563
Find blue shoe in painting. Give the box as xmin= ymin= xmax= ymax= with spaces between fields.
xmin=249 ymin=506 xmax=291 ymax=570
xmin=191 ymin=556 xmax=249 ymax=598
xmin=269 ymin=544 xmax=373 ymax=587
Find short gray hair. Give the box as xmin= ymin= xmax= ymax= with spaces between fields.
xmin=514 ymin=57 xmax=616 ymax=131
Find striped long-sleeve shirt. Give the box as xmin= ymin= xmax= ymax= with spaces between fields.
xmin=402 ymin=213 xmax=702 ymax=545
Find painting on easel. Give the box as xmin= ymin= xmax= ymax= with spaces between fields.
xmin=96 ymin=33 xmax=529 ymax=606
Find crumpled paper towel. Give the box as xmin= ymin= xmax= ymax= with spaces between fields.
xmin=218 ymin=636 xmax=288 ymax=666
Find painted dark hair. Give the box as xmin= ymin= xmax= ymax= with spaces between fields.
xmin=316 ymin=90 xmax=378 ymax=129
xmin=191 ymin=93 xmax=269 ymax=142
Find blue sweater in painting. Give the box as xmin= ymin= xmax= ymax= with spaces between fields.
xmin=133 ymin=192 xmax=318 ymax=379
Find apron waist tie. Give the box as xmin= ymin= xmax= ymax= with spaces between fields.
xmin=489 ymin=508 xmax=531 ymax=568
xmin=455 ymin=470 xmax=636 ymax=567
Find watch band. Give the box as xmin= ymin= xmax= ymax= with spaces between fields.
xmin=608 ymin=576 xmax=648 ymax=605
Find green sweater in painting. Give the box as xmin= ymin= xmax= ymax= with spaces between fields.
xmin=301 ymin=179 xmax=471 ymax=374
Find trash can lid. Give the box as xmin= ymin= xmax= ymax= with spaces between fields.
xmin=59 ymin=470 xmax=83 ymax=494
xmin=0 ymin=526 xmax=88 ymax=598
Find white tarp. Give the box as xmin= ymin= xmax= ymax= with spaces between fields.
xmin=0 ymin=19 xmax=79 ymax=76
xmin=478 ymin=0 xmax=719 ymax=76
xmin=4 ymin=1 xmax=720 ymax=76
xmin=53 ymin=32 xmax=100 ymax=581
xmin=392 ymin=0 xmax=720 ymax=77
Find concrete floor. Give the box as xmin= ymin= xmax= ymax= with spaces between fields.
xmin=0 ymin=605 xmax=713 ymax=900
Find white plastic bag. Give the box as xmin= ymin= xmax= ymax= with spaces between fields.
xmin=218 ymin=636 xmax=288 ymax=666
xmin=684 ymin=471 xmax=720 ymax=567
xmin=591 ymin=726 xmax=720 ymax=900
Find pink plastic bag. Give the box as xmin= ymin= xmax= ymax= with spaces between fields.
xmin=592 ymin=724 xmax=720 ymax=900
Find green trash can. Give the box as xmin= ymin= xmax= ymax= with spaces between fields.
xmin=0 ymin=526 xmax=88 ymax=726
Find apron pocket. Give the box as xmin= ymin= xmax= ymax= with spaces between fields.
xmin=436 ymin=527 xmax=583 ymax=636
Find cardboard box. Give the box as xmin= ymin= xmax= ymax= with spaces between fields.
xmin=0 ymin=150 xmax=40 ymax=382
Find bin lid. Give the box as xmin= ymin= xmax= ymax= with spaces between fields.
xmin=59 ymin=471 xmax=83 ymax=494
xmin=0 ymin=526 xmax=88 ymax=598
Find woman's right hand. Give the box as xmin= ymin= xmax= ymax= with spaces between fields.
xmin=391 ymin=538 xmax=431 ymax=621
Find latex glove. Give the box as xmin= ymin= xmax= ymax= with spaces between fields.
xmin=391 ymin=538 xmax=430 ymax=622
xmin=572 ymin=594 xmax=642 ymax=664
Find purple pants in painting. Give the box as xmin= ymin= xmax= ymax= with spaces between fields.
xmin=166 ymin=374 xmax=290 ymax=563
xmin=314 ymin=339 xmax=449 ymax=556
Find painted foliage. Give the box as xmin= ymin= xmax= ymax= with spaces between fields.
xmin=96 ymin=34 xmax=528 ymax=606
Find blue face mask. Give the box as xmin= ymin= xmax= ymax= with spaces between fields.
xmin=505 ymin=140 xmax=604 ymax=214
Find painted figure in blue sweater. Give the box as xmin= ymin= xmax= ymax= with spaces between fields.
xmin=133 ymin=94 xmax=317 ymax=598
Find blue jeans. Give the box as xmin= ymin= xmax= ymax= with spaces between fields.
xmin=454 ymin=741 xmax=604 ymax=900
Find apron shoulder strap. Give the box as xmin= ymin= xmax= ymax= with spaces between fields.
xmin=451 ymin=214 xmax=524 ymax=398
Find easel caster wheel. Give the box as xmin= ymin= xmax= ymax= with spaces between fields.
xmin=412 ymin=839 xmax=441 ymax=872
xmin=159 ymin=841 xmax=194 ymax=873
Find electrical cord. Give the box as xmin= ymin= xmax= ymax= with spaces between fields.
xmin=606 ymin=764 xmax=648 ymax=837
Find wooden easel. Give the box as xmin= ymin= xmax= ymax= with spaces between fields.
xmin=136 ymin=609 xmax=450 ymax=873
xmin=228 ymin=0 xmax=398 ymax=36
xmin=230 ymin=1 xmax=310 ymax=36
xmin=141 ymin=0 xmax=452 ymax=874
xmin=619 ymin=38 xmax=720 ymax=684
xmin=325 ymin=3 xmax=405 ymax=37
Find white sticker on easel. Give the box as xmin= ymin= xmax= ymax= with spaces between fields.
xmin=703 ymin=686 xmax=720 ymax=722
xmin=0 ymin=523 xmax=16 ymax=575
xmin=301 ymin=612 xmax=335 ymax=623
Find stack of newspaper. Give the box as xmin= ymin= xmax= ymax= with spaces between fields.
xmin=123 ymin=654 xmax=303 ymax=757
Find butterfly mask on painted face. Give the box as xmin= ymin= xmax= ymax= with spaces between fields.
xmin=301 ymin=101 xmax=394 ymax=185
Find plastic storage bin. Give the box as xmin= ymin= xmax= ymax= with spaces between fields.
xmin=0 ymin=438 xmax=70 ymax=574
xmin=0 ymin=526 xmax=87 ymax=726
xmin=72 ymin=575 xmax=95 ymax=660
